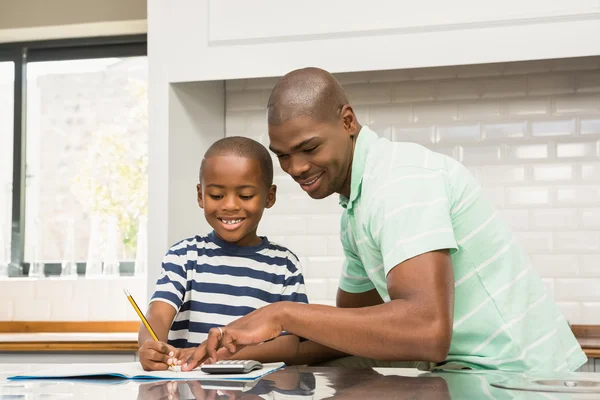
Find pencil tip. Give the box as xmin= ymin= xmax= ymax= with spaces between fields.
xmin=123 ymin=288 xmax=130 ymax=296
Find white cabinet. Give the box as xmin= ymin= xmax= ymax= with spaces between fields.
xmin=150 ymin=0 xmax=600 ymax=83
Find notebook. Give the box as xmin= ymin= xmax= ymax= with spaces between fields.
xmin=8 ymin=362 xmax=285 ymax=382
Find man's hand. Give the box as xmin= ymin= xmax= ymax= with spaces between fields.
xmin=181 ymin=303 xmax=286 ymax=371
xmin=138 ymin=340 xmax=180 ymax=371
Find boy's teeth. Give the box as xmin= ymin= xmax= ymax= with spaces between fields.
xmin=222 ymin=219 xmax=242 ymax=225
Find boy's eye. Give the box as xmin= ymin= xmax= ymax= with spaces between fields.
xmin=209 ymin=194 xmax=223 ymax=200
xmin=240 ymin=194 xmax=255 ymax=200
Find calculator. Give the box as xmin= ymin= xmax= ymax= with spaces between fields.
xmin=200 ymin=360 xmax=263 ymax=374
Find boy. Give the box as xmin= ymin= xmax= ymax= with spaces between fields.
xmin=138 ymin=136 xmax=308 ymax=371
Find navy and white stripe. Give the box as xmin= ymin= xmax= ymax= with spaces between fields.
xmin=150 ymin=232 xmax=308 ymax=348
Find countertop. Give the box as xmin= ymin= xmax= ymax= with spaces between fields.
xmin=0 ymin=364 xmax=599 ymax=399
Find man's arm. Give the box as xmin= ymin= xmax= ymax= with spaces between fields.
xmin=214 ymin=334 xmax=300 ymax=364
xmin=182 ymin=250 xmax=454 ymax=370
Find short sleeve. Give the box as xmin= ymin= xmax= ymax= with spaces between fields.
xmin=369 ymin=168 xmax=458 ymax=277
xmin=149 ymin=242 xmax=188 ymax=311
xmin=338 ymin=212 xmax=376 ymax=293
xmin=281 ymin=254 xmax=309 ymax=304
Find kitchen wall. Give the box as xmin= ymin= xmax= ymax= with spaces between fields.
xmin=225 ymin=56 xmax=600 ymax=325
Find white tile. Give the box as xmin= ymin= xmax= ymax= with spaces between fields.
xmin=460 ymin=145 xmax=503 ymax=164
xmin=556 ymin=302 xmax=582 ymax=325
xmin=0 ymin=300 xmax=13 ymax=320
xmin=499 ymin=209 xmax=530 ymax=231
xmin=554 ymin=231 xmax=600 ymax=252
xmin=532 ymin=164 xmax=573 ymax=181
xmin=0 ymin=279 xmax=35 ymax=298
xmin=516 ymin=232 xmax=553 ymax=252
xmin=326 ymin=235 xmax=344 ymax=257
xmin=260 ymin=215 xmax=308 ymax=236
xmin=304 ymin=279 xmax=328 ymax=301
xmin=49 ymin=297 xmax=88 ymax=321
xmin=72 ymin=278 xmax=111 ymax=301
xmin=13 ymin=298 xmax=51 ymax=321
xmin=225 ymin=110 xmax=267 ymax=136
xmin=556 ymin=141 xmax=599 ymax=158
xmin=344 ymin=83 xmax=392 ymax=105
xmin=244 ymin=77 xmax=280 ymax=91
xmin=481 ymin=122 xmax=527 ymax=140
xmin=556 ymin=186 xmax=600 ymax=205
xmin=480 ymin=165 xmax=526 ymax=183
xmin=481 ymin=76 xmax=527 ymax=98
xmin=554 ymin=95 xmax=600 ymax=115
xmin=576 ymin=71 xmax=600 ymax=93
xmin=531 ymin=255 xmax=579 ymax=277
xmin=581 ymin=163 xmax=600 ymax=180
xmin=393 ymin=126 xmax=435 ymax=144
xmin=580 ymin=118 xmax=600 ymax=135
xmin=531 ymin=119 xmax=575 ymax=137
xmin=555 ymin=278 xmax=600 ymax=301
xmin=88 ymin=295 xmax=127 ymax=321
xmin=506 ymin=98 xmax=550 ymax=117
xmin=273 ymin=176 xmax=303 ymax=194
xmin=482 ymin=187 xmax=506 ymax=208
xmin=392 ymin=81 xmax=435 ymax=103
xmin=34 ymin=278 xmax=75 ymax=300
xmin=436 ymin=79 xmax=481 ymax=100
xmin=226 ymin=90 xmax=269 ymax=112
xmin=285 ymin=236 xmax=329 ymax=257
xmin=507 ymin=187 xmax=550 ymax=206
xmin=581 ymin=302 xmax=600 ymax=324
xmin=225 ymin=79 xmax=246 ymax=91
xmin=368 ymin=104 xmax=411 ymax=125
xmin=327 ymin=279 xmax=340 ymax=300
xmin=305 ymin=215 xmax=342 ymax=235
xmin=510 ymin=144 xmax=548 ymax=160
xmin=435 ymin=124 xmax=481 ymax=143
xmin=531 ymin=208 xmax=578 ymax=230
xmin=413 ymin=103 xmax=458 ymax=124
xmin=552 ymin=57 xmax=600 ymax=72
xmin=580 ymin=208 xmax=600 ymax=229
xmin=458 ymin=101 xmax=502 ymax=121
xmin=306 ymin=257 xmax=343 ymax=279
xmin=410 ymin=66 xmax=458 ymax=81
xmin=580 ymin=255 xmax=600 ymax=277
xmin=367 ymin=69 xmax=413 ymax=83
xmin=503 ymin=60 xmax=552 ymax=75
xmin=542 ymin=278 xmax=555 ymax=297
xmin=527 ymin=73 xmax=575 ymax=95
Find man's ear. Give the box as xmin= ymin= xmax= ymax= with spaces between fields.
xmin=265 ymin=185 xmax=277 ymax=209
xmin=340 ymin=104 xmax=358 ymax=135
xmin=196 ymin=184 xmax=204 ymax=209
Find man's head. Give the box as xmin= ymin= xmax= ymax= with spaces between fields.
xmin=197 ymin=136 xmax=276 ymax=246
xmin=267 ymin=67 xmax=361 ymax=200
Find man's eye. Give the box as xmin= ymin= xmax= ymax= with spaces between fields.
xmin=304 ymin=146 xmax=318 ymax=153
xmin=277 ymin=154 xmax=289 ymax=159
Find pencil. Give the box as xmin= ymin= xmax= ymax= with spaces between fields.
xmin=123 ymin=288 xmax=175 ymax=367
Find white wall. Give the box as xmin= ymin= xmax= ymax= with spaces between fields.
xmin=224 ymin=57 xmax=600 ymax=324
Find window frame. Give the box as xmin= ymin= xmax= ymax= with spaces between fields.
xmin=0 ymin=34 xmax=147 ymax=277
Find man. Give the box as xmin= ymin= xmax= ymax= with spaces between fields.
xmin=182 ymin=67 xmax=586 ymax=372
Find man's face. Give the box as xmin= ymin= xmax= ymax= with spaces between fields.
xmin=268 ymin=114 xmax=355 ymax=199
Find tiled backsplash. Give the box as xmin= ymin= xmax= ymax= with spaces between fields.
xmin=226 ymin=56 xmax=600 ymax=325
xmin=0 ymin=277 xmax=146 ymax=321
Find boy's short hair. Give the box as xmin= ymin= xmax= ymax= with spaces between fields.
xmin=199 ymin=136 xmax=274 ymax=189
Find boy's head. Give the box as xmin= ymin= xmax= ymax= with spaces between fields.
xmin=266 ymin=67 xmax=361 ymax=200
xmin=197 ymin=136 xmax=276 ymax=246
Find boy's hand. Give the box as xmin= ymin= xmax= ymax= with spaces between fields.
xmin=138 ymin=340 xmax=179 ymax=371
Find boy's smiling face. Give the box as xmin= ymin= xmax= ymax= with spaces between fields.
xmin=197 ymin=155 xmax=276 ymax=246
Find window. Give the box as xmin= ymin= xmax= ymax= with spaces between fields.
xmin=0 ymin=62 xmax=14 ymax=270
xmin=1 ymin=36 xmax=147 ymax=277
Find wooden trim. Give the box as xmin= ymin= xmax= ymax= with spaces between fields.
xmin=583 ymin=348 xmax=600 ymax=358
xmin=0 ymin=341 xmax=138 ymax=352
xmin=0 ymin=321 xmax=139 ymax=333
xmin=571 ymin=325 xmax=600 ymax=339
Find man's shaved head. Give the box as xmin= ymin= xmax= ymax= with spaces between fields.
xmin=267 ymin=67 xmax=349 ymax=126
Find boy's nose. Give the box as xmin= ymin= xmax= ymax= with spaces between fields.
xmin=221 ymin=195 xmax=240 ymax=211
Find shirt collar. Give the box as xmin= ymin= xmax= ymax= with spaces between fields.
xmin=339 ymin=126 xmax=379 ymax=210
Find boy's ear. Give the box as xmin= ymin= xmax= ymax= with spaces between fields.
xmin=265 ymin=185 xmax=277 ymax=209
xmin=196 ymin=184 xmax=204 ymax=209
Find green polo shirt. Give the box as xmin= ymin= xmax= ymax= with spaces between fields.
xmin=338 ymin=126 xmax=586 ymax=372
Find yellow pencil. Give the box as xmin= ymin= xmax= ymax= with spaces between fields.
xmin=123 ymin=288 xmax=174 ymax=367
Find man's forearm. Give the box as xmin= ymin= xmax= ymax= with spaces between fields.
xmin=228 ymin=335 xmax=300 ymax=364
xmin=279 ymin=301 xmax=451 ymax=362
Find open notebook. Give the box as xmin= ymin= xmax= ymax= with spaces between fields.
xmin=8 ymin=362 xmax=284 ymax=382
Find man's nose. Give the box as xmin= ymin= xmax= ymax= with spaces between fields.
xmin=287 ymin=155 xmax=311 ymax=178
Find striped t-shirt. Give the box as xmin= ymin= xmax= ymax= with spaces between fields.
xmin=150 ymin=232 xmax=308 ymax=348
xmin=338 ymin=126 xmax=587 ymax=372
